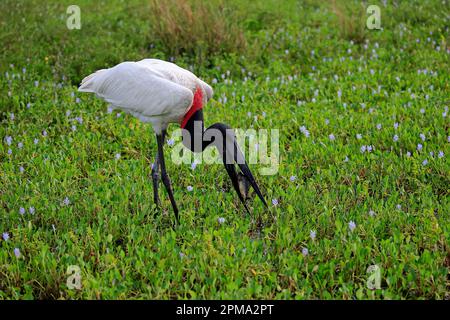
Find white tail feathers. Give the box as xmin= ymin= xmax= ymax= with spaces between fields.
xmin=78 ymin=69 xmax=107 ymax=92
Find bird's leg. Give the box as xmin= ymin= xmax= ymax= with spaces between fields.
xmin=151 ymin=153 xmax=160 ymax=206
xmin=151 ymin=130 xmax=165 ymax=207
xmin=156 ymin=130 xmax=179 ymax=222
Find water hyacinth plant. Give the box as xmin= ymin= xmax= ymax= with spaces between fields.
xmin=0 ymin=0 xmax=449 ymax=300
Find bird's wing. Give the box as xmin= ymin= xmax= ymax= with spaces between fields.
xmin=78 ymin=62 xmax=194 ymax=118
xmin=197 ymin=78 xmax=213 ymax=101
xmin=137 ymin=59 xmax=213 ymax=101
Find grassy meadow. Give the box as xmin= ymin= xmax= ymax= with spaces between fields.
xmin=0 ymin=0 xmax=449 ymax=299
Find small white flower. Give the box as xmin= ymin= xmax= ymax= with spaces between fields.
xmin=63 ymin=197 xmax=70 ymax=206
xmin=218 ymin=217 xmax=225 ymax=224
xmin=187 ymin=186 xmax=193 ymax=192
xmin=19 ymin=207 xmax=25 ymax=215
xmin=115 ymin=153 xmax=121 ymax=160
xmin=272 ymin=199 xmax=279 ymax=206
xmin=29 ymin=207 xmax=35 ymax=214
xmin=328 ymin=134 xmax=335 ymax=141
xmin=310 ymin=230 xmax=316 ymax=240
xmin=356 ymin=134 xmax=362 ymax=140
xmin=289 ymin=175 xmax=296 ymax=182
xmin=422 ymin=159 xmax=428 ymax=166
xmin=369 ymin=210 xmax=376 ymax=217
xmin=302 ymin=248 xmax=309 ymax=256
xmin=348 ymin=221 xmax=356 ymax=231
xmin=376 ymin=124 xmax=382 ymax=130
xmin=393 ymin=135 xmax=399 ymax=142
xmin=299 ymin=126 xmax=310 ymax=138
xmin=438 ymin=151 xmax=444 ymax=158
xmin=420 ymin=133 xmax=426 ymax=142
xmin=417 ymin=144 xmax=423 ymax=151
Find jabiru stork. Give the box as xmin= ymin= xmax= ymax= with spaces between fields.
xmin=78 ymin=59 xmax=267 ymax=221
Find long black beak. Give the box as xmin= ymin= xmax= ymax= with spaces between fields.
xmin=231 ymin=139 xmax=268 ymax=209
xmin=206 ymin=123 xmax=268 ymax=211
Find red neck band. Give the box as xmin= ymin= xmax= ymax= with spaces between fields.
xmin=181 ymin=87 xmax=203 ymax=129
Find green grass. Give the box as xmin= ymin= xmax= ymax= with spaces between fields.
xmin=0 ymin=0 xmax=449 ymax=299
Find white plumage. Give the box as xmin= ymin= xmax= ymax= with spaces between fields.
xmin=78 ymin=58 xmax=213 ymax=133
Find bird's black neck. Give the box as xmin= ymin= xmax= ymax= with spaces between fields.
xmin=182 ymin=109 xmax=216 ymax=152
